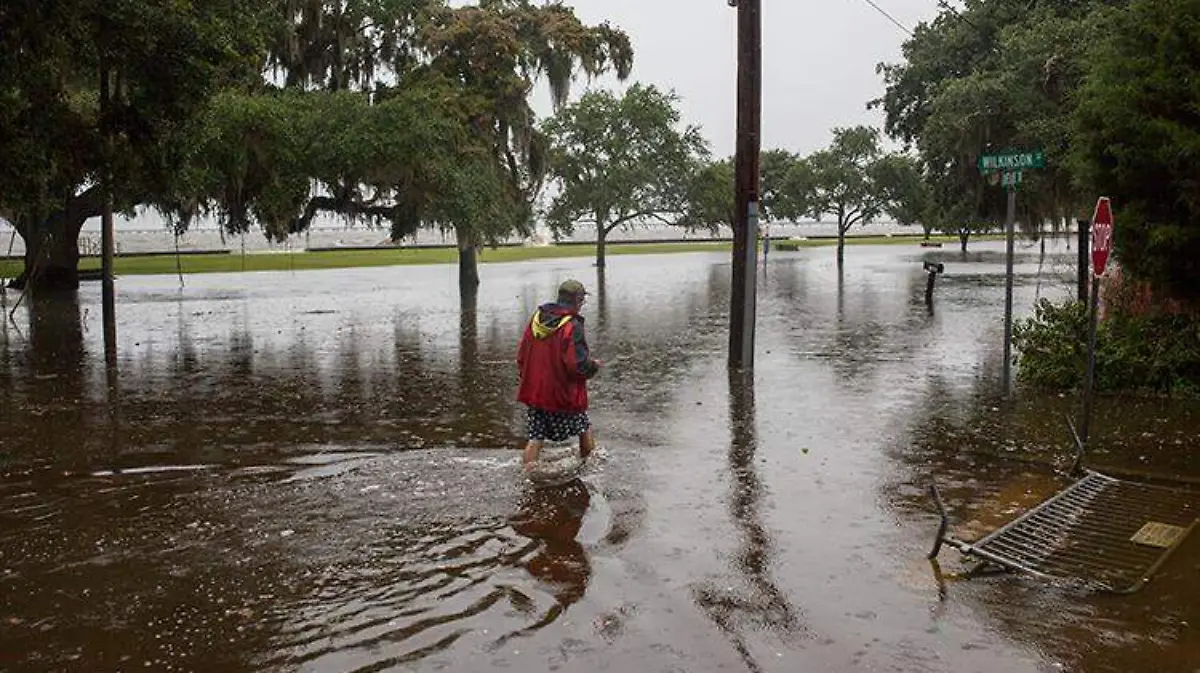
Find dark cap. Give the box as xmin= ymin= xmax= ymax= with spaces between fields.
xmin=558 ymin=279 xmax=588 ymax=297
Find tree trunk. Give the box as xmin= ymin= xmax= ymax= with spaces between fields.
xmin=457 ymin=285 xmax=482 ymax=430
xmin=11 ymin=213 xmax=86 ymax=292
xmin=455 ymin=226 xmax=480 ymax=297
xmin=596 ymin=227 xmax=608 ymax=270
xmin=458 ymin=243 xmax=480 ymax=298
xmin=595 ymin=266 xmax=609 ymax=332
xmin=836 ymin=227 xmax=846 ymax=267
xmin=8 ymin=188 xmax=103 ymax=293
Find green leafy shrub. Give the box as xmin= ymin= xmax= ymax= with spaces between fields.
xmin=1097 ymin=312 xmax=1200 ymax=395
xmin=1014 ymin=299 xmax=1200 ymax=395
xmin=1013 ymin=299 xmax=1089 ymax=390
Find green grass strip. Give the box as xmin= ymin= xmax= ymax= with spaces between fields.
xmin=0 ymin=234 xmax=1010 ymax=279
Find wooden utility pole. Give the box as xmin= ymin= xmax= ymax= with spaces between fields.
xmin=100 ymin=64 xmax=117 ymax=368
xmin=728 ymin=0 xmax=761 ymax=370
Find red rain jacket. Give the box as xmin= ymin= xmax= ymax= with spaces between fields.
xmin=516 ymin=303 xmax=599 ymax=413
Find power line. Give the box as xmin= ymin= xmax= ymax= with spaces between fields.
xmin=853 ymin=0 xmax=913 ymax=36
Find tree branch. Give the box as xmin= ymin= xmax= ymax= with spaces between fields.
xmin=295 ymin=195 xmax=415 ymax=236
xmin=7 ymin=213 xmax=27 ymax=239
xmin=14 ymin=185 xmax=109 ymax=247
xmin=67 ymin=185 xmax=106 ymax=223
xmin=605 ymin=208 xmax=679 ymax=235
xmin=839 ymin=210 xmax=855 ymax=234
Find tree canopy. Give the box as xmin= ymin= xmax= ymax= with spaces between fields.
xmin=877 ymin=0 xmax=1200 ymax=302
xmin=874 ymin=0 xmax=1122 ymax=234
xmin=680 ymin=151 xmax=812 ymax=233
xmin=163 ymin=83 xmax=521 ymax=245
xmin=1071 ymin=0 xmax=1200 ymax=301
xmin=1 ymin=0 xmax=634 ymax=293
xmin=0 ymin=0 xmax=272 ymax=287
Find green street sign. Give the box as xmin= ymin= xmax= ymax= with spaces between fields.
xmin=979 ymin=150 xmax=1046 ymax=173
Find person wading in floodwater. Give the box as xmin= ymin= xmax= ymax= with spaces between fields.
xmin=516 ymin=279 xmax=603 ymax=472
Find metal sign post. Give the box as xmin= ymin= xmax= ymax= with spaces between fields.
xmin=1080 ymin=197 xmax=1113 ymax=448
xmin=1002 ymin=177 xmax=1017 ymax=392
xmin=980 ymin=149 xmax=1043 ymax=395
xmin=741 ymin=201 xmax=759 ymax=369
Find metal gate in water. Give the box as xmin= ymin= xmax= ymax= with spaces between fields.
xmin=929 ymin=470 xmax=1198 ymax=594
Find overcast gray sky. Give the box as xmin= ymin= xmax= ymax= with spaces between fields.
xmin=533 ymin=0 xmax=939 ymax=157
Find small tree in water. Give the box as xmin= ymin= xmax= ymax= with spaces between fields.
xmin=542 ymin=84 xmax=709 ymax=269
xmin=806 ymin=126 xmax=889 ymax=267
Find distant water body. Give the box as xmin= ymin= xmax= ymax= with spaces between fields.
xmin=0 ymin=208 xmax=919 ymax=256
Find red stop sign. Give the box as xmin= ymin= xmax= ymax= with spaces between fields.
xmin=1091 ymin=197 xmax=1113 ymax=276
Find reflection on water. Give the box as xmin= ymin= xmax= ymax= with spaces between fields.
xmin=506 ymin=480 xmax=592 ymax=636
xmin=1 ymin=241 xmax=1199 ymax=672
xmin=693 ymin=371 xmax=802 ymax=672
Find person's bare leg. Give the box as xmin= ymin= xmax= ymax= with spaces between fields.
xmin=523 ymin=439 xmax=545 ymax=471
xmin=579 ymin=429 xmax=596 ymax=461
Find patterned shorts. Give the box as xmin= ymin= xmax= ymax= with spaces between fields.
xmin=525 ymin=407 xmax=591 ymax=442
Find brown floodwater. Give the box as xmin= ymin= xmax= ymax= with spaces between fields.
xmin=1 ymin=240 xmax=1197 ymax=672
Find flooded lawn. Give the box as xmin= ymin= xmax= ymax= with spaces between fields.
xmin=1 ymin=240 xmax=1197 ymax=672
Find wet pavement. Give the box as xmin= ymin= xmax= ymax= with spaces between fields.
xmin=1 ymin=240 xmax=1198 ymax=672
